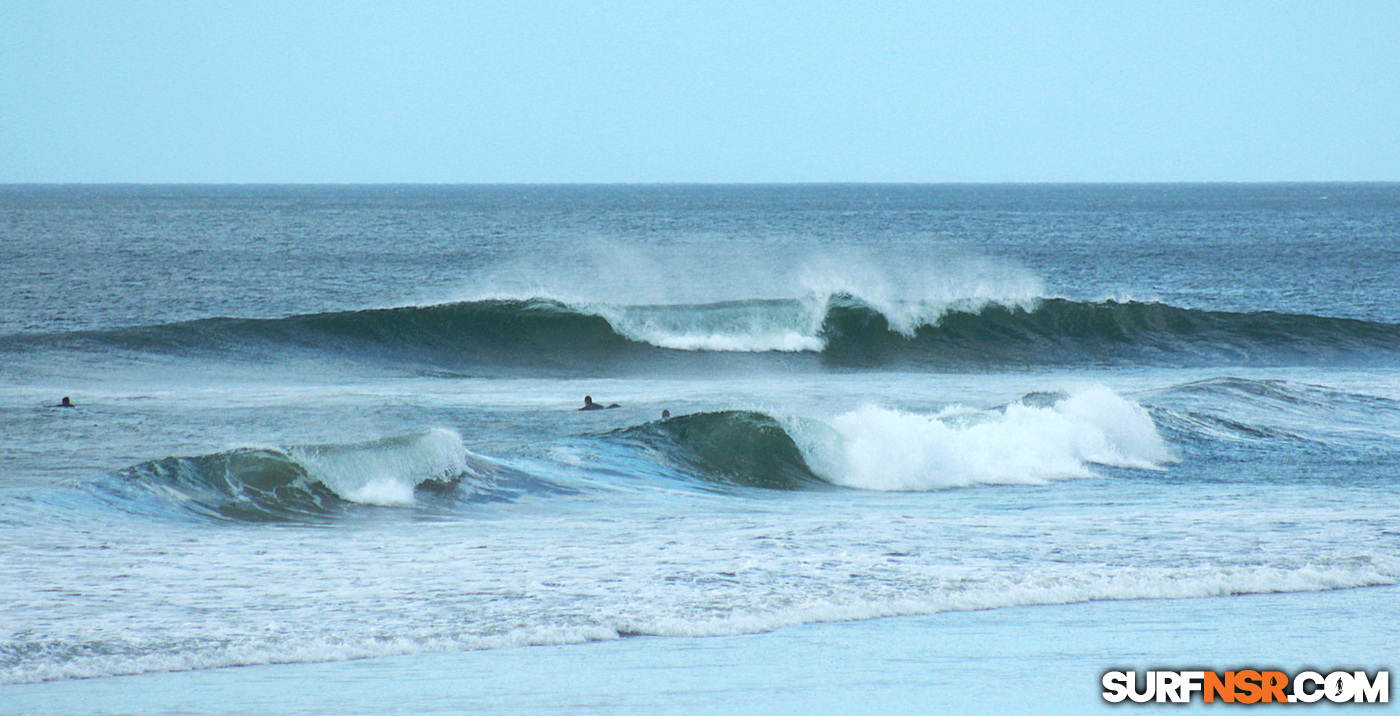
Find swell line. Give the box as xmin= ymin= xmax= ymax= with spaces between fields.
xmin=7 ymin=296 xmax=1400 ymax=369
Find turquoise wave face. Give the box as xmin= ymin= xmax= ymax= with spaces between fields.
xmin=610 ymin=411 xmax=828 ymax=491
xmin=98 ymin=430 xmax=525 ymax=522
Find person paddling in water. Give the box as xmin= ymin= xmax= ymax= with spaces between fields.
xmin=579 ymin=395 xmax=620 ymax=411
xmin=54 ymin=396 xmax=76 ymax=408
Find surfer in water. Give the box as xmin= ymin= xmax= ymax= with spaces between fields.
xmin=54 ymin=396 xmax=75 ymax=408
xmin=579 ymin=395 xmax=620 ymax=411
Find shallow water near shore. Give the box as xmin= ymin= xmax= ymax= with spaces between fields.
xmin=4 ymin=586 xmax=1394 ymax=715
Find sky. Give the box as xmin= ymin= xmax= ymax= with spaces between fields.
xmin=2 ymin=1 xmax=1398 ymax=183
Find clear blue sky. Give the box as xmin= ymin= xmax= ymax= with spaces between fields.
xmin=3 ymin=1 xmax=1398 ymax=183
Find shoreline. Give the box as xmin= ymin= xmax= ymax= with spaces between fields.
xmin=5 ymin=585 xmax=1394 ymax=715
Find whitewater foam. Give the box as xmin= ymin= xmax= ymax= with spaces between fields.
xmin=793 ymin=386 xmax=1174 ymax=490
xmin=618 ymin=563 xmax=1394 ymax=639
xmin=589 ymin=300 xmax=827 ymax=352
xmin=4 ymin=563 xmax=1388 ymax=685
xmin=287 ymin=428 xmax=469 ymax=506
xmin=436 ymin=249 xmax=1051 ymax=352
xmin=585 ymin=289 xmax=1049 ymax=353
xmin=796 ymin=253 xmax=1045 ymax=337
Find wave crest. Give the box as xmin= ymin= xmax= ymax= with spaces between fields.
xmin=110 ymin=429 xmax=473 ymax=520
xmin=608 ymin=387 xmax=1173 ymax=492
xmin=793 ymin=386 xmax=1174 ymax=491
xmin=18 ymin=295 xmax=1400 ymax=369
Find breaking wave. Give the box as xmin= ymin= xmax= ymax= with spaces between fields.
xmin=610 ymin=386 xmax=1174 ymax=491
xmin=10 ymin=295 xmax=1400 ymax=371
xmin=106 ymin=429 xmax=477 ymax=520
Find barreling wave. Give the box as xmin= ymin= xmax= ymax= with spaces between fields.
xmin=611 ymin=411 xmax=828 ymax=490
xmin=15 ymin=295 xmax=1400 ymax=370
xmin=104 ymin=429 xmax=479 ymax=521
xmin=609 ymin=387 xmax=1174 ymax=492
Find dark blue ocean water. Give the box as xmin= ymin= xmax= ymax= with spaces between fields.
xmin=1 ymin=184 xmax=1398 ymax=686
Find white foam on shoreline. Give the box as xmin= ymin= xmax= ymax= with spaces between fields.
xmin=5 ymin=563 xmax=1390 ymax=686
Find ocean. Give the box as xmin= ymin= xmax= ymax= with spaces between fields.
xmin=1 ymin=184 xmax=1397 ymax=712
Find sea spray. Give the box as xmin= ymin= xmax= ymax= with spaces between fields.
xmin=587 ymin=299 xmax=827 ymax=352
xmin=796 ymin=253 xmax=1046 ymax=337
xmin=13 ymin=298 xmax=1400 ymax=369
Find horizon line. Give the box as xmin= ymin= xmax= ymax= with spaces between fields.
xmin=3 ymin=180 xmax=1399 ymax=188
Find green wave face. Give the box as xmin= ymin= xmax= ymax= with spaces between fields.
xmin=16 ymin=296 xmax=1400 ymax=370
xmin=612 ymin=411 xmax=828 ymax=491
xmin=115 ymin=449 xmax=345 ymax=521
xmin=111 ymin=430 xmax=471 ymax=521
